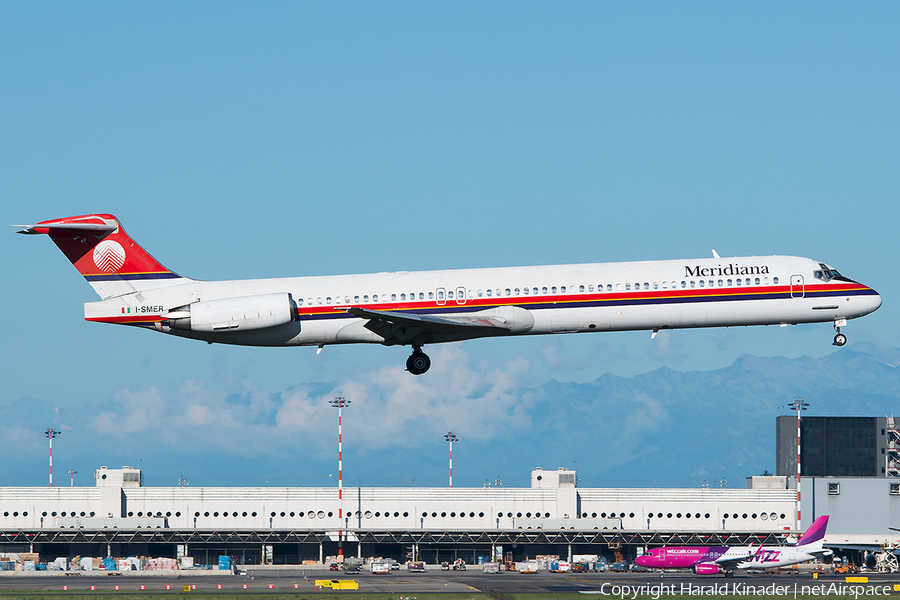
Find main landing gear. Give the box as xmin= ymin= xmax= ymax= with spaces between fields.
xmin=833 ymin=319 xmax=848 ymax=347
xmin=406 ymin=347 xmax=431 ymax=375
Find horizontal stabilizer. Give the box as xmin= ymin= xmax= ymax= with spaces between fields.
xmin=16 ymin=221 xmax=118 ymax=235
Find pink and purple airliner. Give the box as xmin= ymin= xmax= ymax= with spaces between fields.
xmin=635 ymin=515 xmax=830 ymax=576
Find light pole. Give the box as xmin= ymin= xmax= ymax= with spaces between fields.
xmin=45 ymin=428 xmax=61 ymax=487
xmin=444 ymin=431 xmax=458 ymax=487
xmin=67 ymin=470 xmax=77 ymax=487
xmin=787 ymin=397 xmax=809 ymax=530
xmin=329 ymin=396 xmax=351 ymax=560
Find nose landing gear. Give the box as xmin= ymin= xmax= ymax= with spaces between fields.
xmin=406 ymin=347 xmax=431 ymax=375
xmin=833 ymin=319 xmax=848 ymax=347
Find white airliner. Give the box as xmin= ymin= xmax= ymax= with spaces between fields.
xmin=19 ymin=214 xmax=881 ymax=375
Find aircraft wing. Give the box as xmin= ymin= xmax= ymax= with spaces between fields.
xmin=714 ymin=555 xmax=754 ymax=571
xmin=346 ymin=306 xmax=514 ymax=346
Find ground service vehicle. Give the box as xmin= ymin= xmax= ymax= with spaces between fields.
xmin=370 ymin=562 xmax=389 ymax=574
xmin=342 ymin=558 xmax=361 ymax=574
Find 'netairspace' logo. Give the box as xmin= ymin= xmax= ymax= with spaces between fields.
xmin=591 ymin=583 xmax=894 ymax=599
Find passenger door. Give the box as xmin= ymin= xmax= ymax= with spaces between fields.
xmin=790 ymin=275 xmax=804 ymax=298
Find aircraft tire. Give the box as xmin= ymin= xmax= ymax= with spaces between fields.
xmin=407 ymin=351 xmax=431 ymax=375
xmin=833 ymin=333 xmax=848 ymax=347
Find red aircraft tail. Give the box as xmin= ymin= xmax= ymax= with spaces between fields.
xmin=18 ymin=214 xmax=188 ymax=299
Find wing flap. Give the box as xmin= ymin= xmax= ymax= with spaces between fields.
xmin=346 ymin=307 xmax=512 ymax=330
xmin=345 ymin=306 xmax=532 ymax=346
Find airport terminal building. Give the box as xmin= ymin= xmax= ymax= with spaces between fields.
xmin=4 ymin=413 xmax=900 ymax=566
xmin=0 ymin=466 xmax=801 ymax=565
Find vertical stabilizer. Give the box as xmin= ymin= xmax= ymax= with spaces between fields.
xmin=794 ymin=515 xmax=829 ymax=547
xmin=18 ymin=214 xmax=190 ymax=299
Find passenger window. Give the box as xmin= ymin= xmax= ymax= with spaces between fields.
xmin=307 ymin=298 xmax=313 ymax=306
xmin=541 ymin=287 xmax=547 ymax=294
xmin=438 ymin=290 xmax=444 ymax=299
xmin=763 ymin=277 xmax=769 ymax=285
xmin=477 ymin=290 xmax=483 ymax=297
xmin=588 ymin=285 xmax=594 ymax=292
xmin=326 ymin=297 xmax=332 ymax=304
xmin=698 ymin=280 xmax=704 ymax=287
xmin=428 ymin=292 xmax=434 ymax=300
xmin=680 ymin=281 xmax=686 ymax=289
xmin=717 ymin=280 xmax=723 ymax=287
xmin=354 ymin=296 xmax=359 ymax=303
xmin=513 ymin=288 xmax=519 ymax=295
xmin=391 ymin=294 xmax=397 ymax=301
xmin=533 ymin=287 xmax=539 ymax=295
xmin=754 ymin=277 xmax=760 ymax=285
xmin=735 ymin=278 xmax=742 ymax=286
xmin=726 ymin=279 xmax=732 ymax=286
xmin=468 ymin=290 xmax=473 ymax=298
xmin=615 ymin=284 xmax=621 ymax=291
xmin=653 ymin=282 xmax=658 ymax=289
xmin=561 ymin=286 xmax=567 ymax=293
xmin=625 ymin=283 xmax=631 ymax=290
xmin=298 ymin=298 xmax=304 ymax=306
xmin=448 ymin=291 xmax=453 ymax=299
xmin=607 ymin=284 xmax=612 ymax=291
xmin=400 ymin=293 xmax=406 ymax=301
xmin=345 ymin=296 xmax=350 ymax=304
xmin=746 ymin=278 xmax=751 ymax=285
xmin=364 ymin=295 xmax=369 ymax=302
xmin=551 ymin=286 xmax=557 ymax=294
xmin=505 ymin=288 xmax=511 ymax=296
xmin=523 ymin=287 xmax=529 ymax=295
xmin=773 ymin=277 xmax=779 ymax=285
xmin=661 ymin=281 xmax=667 ymax=289
xmin=690 ymin=281 xmax=696 ymax=288
xmin=579 ymin=285 xmax=585 ymax=293
xmin=643 ymin=283 xmax=649 ymax=290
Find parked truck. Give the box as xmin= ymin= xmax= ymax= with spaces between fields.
xmin=342 ymin=558 xmax=361 ymax=574
xmin=370 ymin=562 xmax=390 ymax=574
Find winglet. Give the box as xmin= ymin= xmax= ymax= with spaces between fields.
xmin=794 ymin=515 xmax=829 ymax=546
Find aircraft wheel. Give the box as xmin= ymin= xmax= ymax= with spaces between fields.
xmin=833 ymin=333 xmax=847 ymax=347
xmin=406 ymin=351 xmax=431 ymax=375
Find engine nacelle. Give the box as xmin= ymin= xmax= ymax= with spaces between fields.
xmin=174 ymin=293 xmax=295 ymax=333
xmin=694 ymin=563 xmax=720 ymax=575
xmin=472 ymin=305 xmax=535 ymax=333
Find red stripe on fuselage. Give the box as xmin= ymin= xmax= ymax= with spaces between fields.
xmin=292 ymin=283 xmax=874 ymax=318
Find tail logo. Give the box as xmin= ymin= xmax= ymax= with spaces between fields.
xmin=93 ymin=240 xmax=126 ymax=273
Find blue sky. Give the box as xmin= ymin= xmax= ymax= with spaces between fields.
xmin=1 ymin=2 xmax=898 ymax=487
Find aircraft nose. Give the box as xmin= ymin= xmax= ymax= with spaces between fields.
xmin=865 ymin=288 xmax=883 ymax=315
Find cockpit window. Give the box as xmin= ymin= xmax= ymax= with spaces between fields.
xmin=816 ymin=264 xmax=855 ymax=283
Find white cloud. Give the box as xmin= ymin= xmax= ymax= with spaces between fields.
xmin=84 ymin=346 xmax=536 ymax=460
